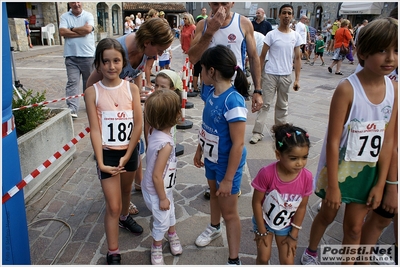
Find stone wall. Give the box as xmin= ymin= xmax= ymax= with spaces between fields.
xmin=9 ymin=18 xmax=29 ymax=52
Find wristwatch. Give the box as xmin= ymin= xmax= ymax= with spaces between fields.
xmin=253 ymin=89 xmax=262 ymax=95
xmin=70 ymin=27 xmax=74 ymax=31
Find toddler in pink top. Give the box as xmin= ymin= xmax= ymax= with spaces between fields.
xmin=251 ymin=123 xmax=313 ymax=265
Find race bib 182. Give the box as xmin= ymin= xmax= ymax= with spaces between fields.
xmin=101 ymin=110 xmax=133 ymax=146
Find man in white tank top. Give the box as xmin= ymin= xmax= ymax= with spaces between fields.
xmin=188 ymin=2 xmax=263 ymax=113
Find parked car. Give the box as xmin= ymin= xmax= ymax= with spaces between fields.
xmin=246 ymin=15 xmax=278 ymax=30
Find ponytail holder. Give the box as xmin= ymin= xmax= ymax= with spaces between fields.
xmin=278 ymin=141 xmax=283 ymax=147
xmin=286 ymin=133 xmax=291 ymax=138
xmin=234 ymin=65 xmax=239 ymax=71
xmin=305 ymin=133 xmax=309 ymax=138
xmin=296 ymin=131 xmax=301 ymax=135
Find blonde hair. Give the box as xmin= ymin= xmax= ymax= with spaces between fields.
xmin=125 ymin=16 xmax=131 ymax=22
xmin=135 ymin=18 xmax=175 ymax=52
xmin=183 ymin=13 xmax=196 ymax=25
xmin=148 ymin=8 xmax=158 ymax=18
xmin=341 ymin=19 xmax=350 ymax=27
xmin=144 ymin=90 xmax=182 ymax=130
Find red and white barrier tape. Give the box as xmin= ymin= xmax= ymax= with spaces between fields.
xmin=12 ymin=94 xmax=85 ymax=111
xmin=2 ymin=116 xmax=15 ymax=138
xmin=2 ymin=127 xmax=90 ymax=204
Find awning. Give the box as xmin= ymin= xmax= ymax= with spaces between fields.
xmin=339 ymin=2 xmax=383 ymax=15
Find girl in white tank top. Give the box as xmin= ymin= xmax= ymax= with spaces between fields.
xmin=84 ymin=38 xmax=143 ymax=264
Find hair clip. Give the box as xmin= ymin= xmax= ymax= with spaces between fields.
xmin=296 ymin=131 xmax=301 ymax=135
xmin=278 ymin=141 xmax=283 ymax=147
xmin=305 ymin=133 xmax=309 ymax=138
xmin=234 ymin=65 xmax=239 ymax=71
xmin=286 ymin=133 xmax=291 ymax=138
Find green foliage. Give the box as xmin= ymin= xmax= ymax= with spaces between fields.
xmin=12 ymin=89 xmax=51 ymax=136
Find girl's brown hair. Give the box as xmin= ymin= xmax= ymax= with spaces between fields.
xmin=94 ymin=38 xmax=127 ymax=72
xmin=356 ymin=17 xmax=398 ymax=67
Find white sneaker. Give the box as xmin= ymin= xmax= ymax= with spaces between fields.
xmin=249 ymin=134 xmax=262 ymax=144
xmin=70 ymin=111 xmax=78 ymax=118
xmin=151 ymin=245 xmax=164 ymax=265
xmin=167 ymin=233 xmax=182 ymax=256
xmin=195 ymin=224 xmax=222 ymax=247
xmin=301 ymin=250 xmax=320 ymax=265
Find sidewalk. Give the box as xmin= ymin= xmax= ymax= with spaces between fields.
xmin=12 ymin=39 xmax=395 ymax=265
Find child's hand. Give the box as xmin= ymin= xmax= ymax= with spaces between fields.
xmin=281 ymin=235 xmax=297 ymax=257
xmin=381 ymin=186 xmax=398 ymax=214
xmin=215 ymin=179 xmax=232 ymax=197
xmin=367 ymin=185 xmax=384 ymax=210
xmin=324 ymin=186 xmax=341 ymax=209
xmin=254 ymin=234 xmax=269 ymax=248
xmin=159 ymin=198 xmax=170 ymax=211
xmin=119 ymin=155 xmax=129 ymax=168
xmin=101 ymin=165 xmax=126 ymax=176
xmin=193 ymin=149 xmax=204 ymax=168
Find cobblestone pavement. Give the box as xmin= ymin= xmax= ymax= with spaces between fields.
xmin=11 ymin=38 xmax=395 ymax=265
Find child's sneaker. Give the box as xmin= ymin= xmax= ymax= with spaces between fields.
xmin=204 ymin=187 xmax=210 ymax=199
xmin=167 ymin=232 xmax=183 ymax=256
xmin=119 ymin=215 xmax=143 ymax=235
xmin=301 ymin=250 xmax=320 ymax=265
xmin=321 ymin=62 xmax=325 ymax=66
xmin=227 ymin=258 xmax=242 ymax=265
xmin=195 ymin=224 xmax=222 ymax=247
xmin=151 ymin=245 xmax=164 ymax=265
xmin=106 ymin=252 xmax=121 ymax=265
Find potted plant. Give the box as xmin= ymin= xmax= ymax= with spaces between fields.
xmin=96 ymin=25 xmax=107 ymax=41
xmin=12 ymin=89 xmax=75 ymax=202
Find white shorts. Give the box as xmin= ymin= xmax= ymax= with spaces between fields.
xmin=142 ymin=189 xmax=176 ymax=241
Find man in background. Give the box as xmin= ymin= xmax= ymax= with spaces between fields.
xmin=196 ymin=7 xmax=208 ymax=21
xmin=295 ymin=15 xmax=308 ymax=60
xmin=252 ymin=8 xmax=272 ymax=35
xmin=59 ymin=2 xmax=95 ymax=118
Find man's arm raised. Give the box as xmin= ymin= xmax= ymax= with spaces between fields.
xmin=188 ymin=7 xmax=226 ymax=64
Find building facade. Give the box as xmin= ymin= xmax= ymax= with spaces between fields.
xmin=6 ymin=2 xmax=397 ymax=52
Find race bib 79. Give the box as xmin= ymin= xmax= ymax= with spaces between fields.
xmin=345 ymin=120 xmax=385 ymax=162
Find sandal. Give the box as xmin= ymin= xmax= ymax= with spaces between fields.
xmin=129 ymin=202 xmax=139 ymax=215
xmin=134 ymin=182 xmax=142 ymax=192
xmin=335 ymin=72 xmax=343 ymax=75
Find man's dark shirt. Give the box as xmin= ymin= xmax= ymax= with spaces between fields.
xmin=252 ymin=19 xmax=273 ymax=35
